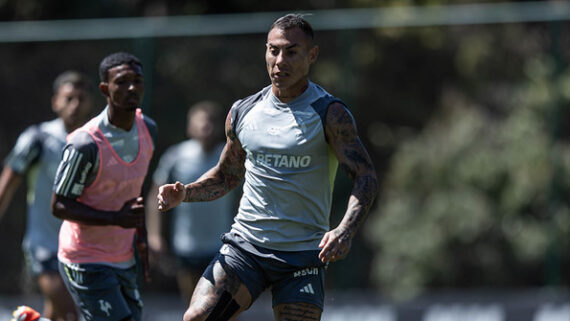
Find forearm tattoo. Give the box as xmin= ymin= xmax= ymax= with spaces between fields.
xmin=327 ymin=103 xmax=379 ymax=236
xmin=342 ymin=175 xmax=378 ymax=236
xmin=183 ymin=124 xmax=246 ymax=203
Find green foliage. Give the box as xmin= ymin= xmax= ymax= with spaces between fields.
xmin=367 ymin=50 xmax=570 ymax=299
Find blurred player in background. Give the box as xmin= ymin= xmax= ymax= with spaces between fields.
xmin=51 ymin=52 xmax=157 ymax=321
xmin=0 ymin=70 xmax=94 ymax=321
xmin=146 ymin=100 xmax=239 ymax=302
xmin=157 ymin=13 xmax=378 ymax=321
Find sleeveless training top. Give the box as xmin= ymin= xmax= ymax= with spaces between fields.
xmin=4 ymin=118 xmax=68 ymax=254
xmin=230 ymin=81 xmax=342 ymax=251
xmin=58 ymin=109 xmax=153 ymax=264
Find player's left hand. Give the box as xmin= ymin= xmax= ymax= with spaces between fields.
xmin=318 ymin=226 xmax=353 ymax=263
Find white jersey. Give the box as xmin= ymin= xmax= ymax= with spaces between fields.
xmin=230 ymin=81 xmax=342 ymax=251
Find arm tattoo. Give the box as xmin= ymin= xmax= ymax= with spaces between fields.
xmin=342 ymin=175 xmax=378 ymax=236
xmin=326 ymin=103 xmax=379 ymax=236
xmin=183 ymin=113 xmax=246 ymax=203
xmin=183 ymin=149 xmax=245 ymax=202
xmin=276 ymin=303 xmax=321 ymax=321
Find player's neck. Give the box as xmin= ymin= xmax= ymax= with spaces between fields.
xmin=107 ymin=106 xmax=136 ymax=131
xmin=62 ymin=118 xmax=82 ymax=133
xmin=272 ymin=81 xmax=308 ymax=103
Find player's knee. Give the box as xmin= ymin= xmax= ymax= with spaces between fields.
xmin=183 ymin=308 xmax=197 ymax=321
xmin=183 ymin=306 xmax=207 ymax=321
xmin=183 ymin=290 xmax=240 ymax=321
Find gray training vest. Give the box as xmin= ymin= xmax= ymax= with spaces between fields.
xmin=230 ymin=81 xmax=342 ymax=251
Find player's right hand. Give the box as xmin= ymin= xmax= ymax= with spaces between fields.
xmin=157 ymin=181 xmax=185 ymax=212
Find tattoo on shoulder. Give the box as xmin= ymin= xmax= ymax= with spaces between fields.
xmin=328 ymin=104 xmax=356 ymax=139
xmin=227 ymin=128 xmax=237 ymax=141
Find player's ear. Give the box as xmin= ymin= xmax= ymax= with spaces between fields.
xmin=99 ymin=82 xmax=109 ymax=97
xmin=51 ymin=94 xmax=60 ymax=114
xmin=309 ymin=45 xmax=319 ymax=65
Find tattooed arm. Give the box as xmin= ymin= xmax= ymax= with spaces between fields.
xmin=318 ymin=102 xmax=379 ymax=263
xmin=157 ymin=111 xmax=246 ymax=212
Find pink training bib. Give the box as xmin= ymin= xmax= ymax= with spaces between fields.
xmin=58 ymin=109 xmax=153 ymax=264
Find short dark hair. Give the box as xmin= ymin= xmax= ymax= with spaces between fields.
xmin=53 ymin=70 xmax=91 ymax=93
xmin=98 ymin=52 xmax=142 ymax=82
xmin=270 ymin=13 xmax=314 ymax=40
xmin=187 ymin=100 xmax=224 ymax=124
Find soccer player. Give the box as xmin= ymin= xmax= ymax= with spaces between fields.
xmin=157 ymin=14 xmax=378 ymax=321
xmin=0 ymin=70 xmax=93 ymax=321
xmin=51 ymin=52 xmax=157 ymax=321
xmin=146 ymin=100 xmax=239 ymax=302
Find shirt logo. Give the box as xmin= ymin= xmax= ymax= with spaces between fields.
xmin=251 ymin=152 xmax=312 ymax=169
xmin=99 ymin=300 xmax=112 ymax=317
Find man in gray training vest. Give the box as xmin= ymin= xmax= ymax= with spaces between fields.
xmin=0 ymin=70 xmax=93 ymax=321
xmin=157 ymin=13 xmax=378 ymax=321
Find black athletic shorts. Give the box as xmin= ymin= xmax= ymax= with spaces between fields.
xmin=204 ymin=232 xmax=327 ymax=309
xmin=59 ymin=261 xmax=143 ymax=321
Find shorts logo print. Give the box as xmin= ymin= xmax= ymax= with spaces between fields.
xmin=294 ymin=267 xmax=319 ymax=278
xmin=299 ymin=283 xmax=315 ymax=295
xmin=98 ymin=299 xmax=112 ymax=317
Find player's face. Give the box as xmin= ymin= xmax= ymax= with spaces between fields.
xmin=188 ymin=110 xmax=213 ymax=140
xmin=188 ymin=109 xmax=220 ymax=150
xmin=266 ymin=27 xmax=318 ymax=96
xmin=102 ymin=63 xmax=144 ymax=111
xmin=52 ymin=83 xmax=93 ymax=131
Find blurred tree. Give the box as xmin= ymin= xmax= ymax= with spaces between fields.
xmin=366 ymin=22 xmax=570 ymax=300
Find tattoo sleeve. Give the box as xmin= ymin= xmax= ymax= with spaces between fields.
xmin=183 ymin=112 xmax=246 ymax=203
xmin=326 ymin=102 xmax=379 ymax=237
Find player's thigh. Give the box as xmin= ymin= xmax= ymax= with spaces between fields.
xmin=37 ymin=271 xmax=67 ymax=296
xmin=273 ymin=302 xmax=322 ymax=321
xmin=24 ymin=246 xmax=63 ymax=297
xmin=184 ymin=259 xmax=252 ymax=321
xmin=176 ymin=256 xmax=212 ymax=302
xmin=59 ymin=262 xmax=137 ymax=321
xmin=37 ymin=271 xmax=76 ymax=309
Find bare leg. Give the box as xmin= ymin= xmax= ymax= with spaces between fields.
xmin=177 ymin=267 xmax=202 ymax=303
xmin=183 ymin=260 xmax=252 ymax=321
xmin=37 ymin=272 xmax=77 ymax=321
xmin=273 ymin=302 xmax=322 ymax=321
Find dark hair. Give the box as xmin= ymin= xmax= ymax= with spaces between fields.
xmin=53 ymin=70 xmax=91 ymax=93
xmin=188 ymin=100 xmax=224 ymax=123
xmin=98 ymin=52 xmax=142 ymax=82
xmin=270 ymin=13 xmax=314 ymax=40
